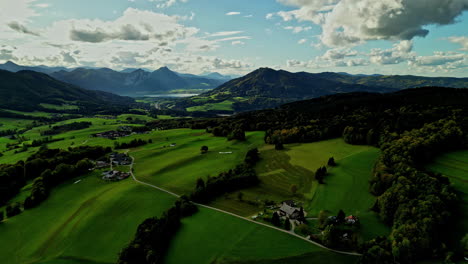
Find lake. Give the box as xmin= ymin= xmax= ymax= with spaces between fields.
xmin=144 ymin=94 xmax=198 ymax=98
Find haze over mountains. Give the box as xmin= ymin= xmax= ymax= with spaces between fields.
xmin=1 ymin=61 xmax=467 ymax=114
xmin=0 ymin=61 xmax=231 ymax=96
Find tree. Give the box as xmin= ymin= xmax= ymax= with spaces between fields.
xmin=337 ymin=209 xmax=345 ymax=223
xmin=196 ymin=178 xmax=205 ymax=190
xmin=6 ymin=203 xmax=21 ymax=218
xmin=318 ymin=210 xmax=330 ymax=228
xmin=328 ymin=157 xmax=336 ymax=166
xmin=315 ymin=167 xmax=325 ymax=184
xmin=290 ymin=184 xmax=298 ymax=195
xmin=200 ymin=146 xmax=209 ymax=154
xmin=237 ymin=192 xmax=244 ymax=201
xmin=272 ymin=212 xmax=281 ymax=227
xmin=284 ymin=218 xmax=291 ymax=231
xmin=275 ymin=142 xmax=284 ymax=150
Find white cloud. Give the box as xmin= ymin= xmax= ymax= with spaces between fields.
xmin=298 ymin=39 xmax=307 ymax=44
xmin=226 ymin=12 xmax=241 ymax=16
xmin=0 ymin=0 xmax=39 ymax=24
xmin=151 ymin=0 xmax=189 ymax=8
xmin=283 ymin=26 xmax=312 ymax=34
xmin=208 ymin=31 xmax=243 ymax=37
xmin=448 ymin=36 xmax=468 ymax=51
xmin=369 ymin=40 xmax=414 ymax=65
xmin=274 ymin=0 xmax=468 ymax=47
xmin=44 ymin=8 xmax=198 ymax=44
xmin=321 ymin=48 xmax=357 ymax=60
xmin=232 ymin=41 xmax=245 ymax=46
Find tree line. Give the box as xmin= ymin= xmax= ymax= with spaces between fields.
xmin=117 ymin=196 xmax=198 ymax=264
xmin=190 ymin=148 xmax=260 ymax=203
xmin=0 ymin=146 xmax=111 ymax=218
xmin=114 ymin=139 xmax=151 ymax=149
xmin=41 ymin=121 xmax=92 ymax=136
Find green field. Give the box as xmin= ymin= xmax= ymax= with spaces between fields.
xmin=212 ymin=139 xmax=389 ymax=240
xmin=187 ymin=99 xmax=235 ymax=112
xmin=0 ymin=135 xmax=358 ymax=264
xmin=131 ymin=130 xmax=265 ymax=195
xmin=0 ymin=172 xmax=177 ymax=264
xmin=426 ymin=150 xmax=468 ymax=245
xmin=166 ymin=208 xmax=357 ymax=264
xmin=39 ymin=103 xmax=79 ymax=110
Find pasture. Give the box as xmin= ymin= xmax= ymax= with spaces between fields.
xmin=166 ymin=207 xmax=357 ymax=264
xmin=0 ymin=171 xmax=177 ymax=264
xmin=212 ymin=139 xmax=389 ymax=240
xmin=426 ymin=150 xmax=468 ymax=245
xmin=131 ymin=130 xmax=265 ymax=195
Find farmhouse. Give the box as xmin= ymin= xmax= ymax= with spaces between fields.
xmin=278 ymin=201 xmax=304 ymax=220
xmin=95 ymin=161 xmax=110 ymax=168
xmin=102 ymin=170 xmax=130 ymax=181
xmin=110 ymin=153 xmax=131 ymax=165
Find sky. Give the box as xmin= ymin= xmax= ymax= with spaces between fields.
xmin=0 ymin=0 xmax=467 ymax=77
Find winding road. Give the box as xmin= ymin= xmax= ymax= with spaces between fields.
xmin=128 ymin=156 xmax=362 ymax=257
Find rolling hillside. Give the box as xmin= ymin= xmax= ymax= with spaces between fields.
xmin=0 ymin=70 xmax=134 ymax=112
xmin=173 ymin=68 xmax=396 ymax=112
xmin=173 ymin=68 xmax=468 ymax=113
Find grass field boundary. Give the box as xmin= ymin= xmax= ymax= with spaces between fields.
xmin=128 ymin=156 xmax=362 ymax=257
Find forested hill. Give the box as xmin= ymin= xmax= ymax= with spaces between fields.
xmin=0 ymin=70 xmax=135 ymax=112
xmin=173 ymin=68 xmax=396 ymax=112
xmin=173 ymin=68 xmax=468 ymax=113
xmin=315 ymin=72 xmax=468 ymax=90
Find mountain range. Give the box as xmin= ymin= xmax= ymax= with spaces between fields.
xmin=0 ymin=70 xmax=134 ymax=113
xmin=174 ymin=68 xmax=468 ymax=112
xmin=0 ymin=61 xmax=232 ymax=96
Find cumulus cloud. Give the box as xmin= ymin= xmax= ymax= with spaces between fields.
xmin=274 ymin=0 xmax=468 ymax=47
xmin=226 ymin=12 xmax=241 ymax=16
xmin=321 ymin=48 xmax=357 ymax=60
xmin=298 ymin=39 xmax=307 ymax=44
xmin=369 ymin=40 xmax=415 ymax=65
xmin=46 ymin=8 xmax=198 ymax=44
xmin=0 ymin=46 xmax=17 ymax=61
xmin=449 ymin=36 xmax=468 ymax=51
xmin=0 ymin=0 xmax=39 ymax=24
xmin=7 ymin=21 xmax=40 ymax=36
xmin=208 ymin=31 xmax=244 ymax=37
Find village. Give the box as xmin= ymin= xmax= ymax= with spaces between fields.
xmin=93 ymin=152 xmax=132 ymax=181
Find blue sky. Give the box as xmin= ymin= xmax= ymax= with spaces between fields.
xmin=0 ymin=0 xmax=467 ymax=77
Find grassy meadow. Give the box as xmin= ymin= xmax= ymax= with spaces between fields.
xmin=212 ymin=139 xmax=389 ymax=240
xmin=426 ymin=150 xmax=468 ymax=245
xmin=131 ymin=130 xmax=265 ymax=195
xmin=0 ymin=171 xmax=177 ymax=264
xmin=166 ymin=207 xmax=358 ymax=264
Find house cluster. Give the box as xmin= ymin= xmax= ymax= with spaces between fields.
xmin=95 ymin=161 xmax=110 ymax=169
xmin=102 ymin=170 xmax=130 ymax=181
xmin=327 ymin=215 xmax=359 ymax=225
xmin=110 ymin=152 xmax=131 ymax=165
xmin=93 ymin=130 xmax=131 ymax=139
xmin=277 ymin=200 xmax=306 ymax=221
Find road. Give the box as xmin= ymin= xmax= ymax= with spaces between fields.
xmin=128 ymin=156 xmax=362 ymax=257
